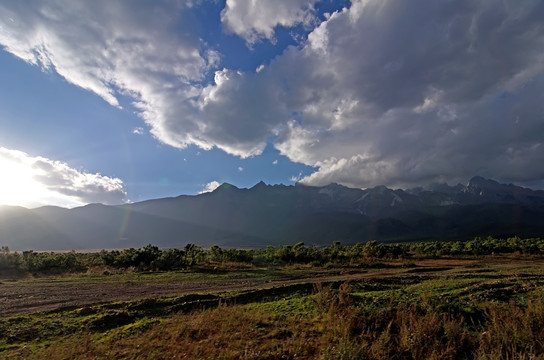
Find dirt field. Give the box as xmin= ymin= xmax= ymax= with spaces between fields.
xmin=0 ymin=270 xmax=394 ymax=316
xmin=0 ymin=257 xmax=537 ymax=317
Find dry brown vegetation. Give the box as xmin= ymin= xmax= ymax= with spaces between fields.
xmin=16 ymin=285 xmax=544 ymax=360
xmin=3 ymin=254 xmax=544 ymax=359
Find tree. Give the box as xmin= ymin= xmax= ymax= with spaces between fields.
xmin=209 ymin=245 xmax=224 ymax=262
xmin=183 ymin=243 xmax=203 ymax=266
xmin=363 ymin=240 xmax=379 ymax=258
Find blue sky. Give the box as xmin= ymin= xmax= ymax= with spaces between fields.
xmin=0 ymin=47 xmax=313 ymax=203
xmin=0 ymin=0 xmax=543 ymax=208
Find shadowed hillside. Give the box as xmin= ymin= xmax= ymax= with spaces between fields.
xmin=1 ymin=177 xmax=544 ymax=250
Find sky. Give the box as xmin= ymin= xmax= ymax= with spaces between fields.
xmin=0 ymin=0 xmax=543 ymax=208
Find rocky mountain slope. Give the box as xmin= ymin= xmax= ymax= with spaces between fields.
xmin=1 ymin=177 xmax=543 ymax=250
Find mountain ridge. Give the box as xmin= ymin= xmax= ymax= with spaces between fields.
xmin=1 ymin=177 xmax=544 ymax=251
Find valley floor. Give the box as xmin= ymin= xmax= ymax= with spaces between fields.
xmin=2 ymin=256 xmax=544 ymax=359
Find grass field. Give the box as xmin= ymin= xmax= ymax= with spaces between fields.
xmin=2 ymin=256 xmax=544 ymax=359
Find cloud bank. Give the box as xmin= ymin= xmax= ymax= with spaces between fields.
xmin=0 ymin=147 xmax=126 ymax=208
xmin=221 ymin=0 xmax=318 ymax=45
xmin=1 ymin=0 xmax=544 ymax=189
xmin=216 ymin=0 xmax=544 ymax=188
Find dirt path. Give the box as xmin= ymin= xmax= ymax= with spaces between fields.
xmin=0 ymin=258 xmax=514 ymax=317
xmin=0 ymin=269 xmax=400 ymax=317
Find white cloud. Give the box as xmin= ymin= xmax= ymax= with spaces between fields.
xmin=205 ymin=0 xmax=544 ymax=188
xmin=221 ymin=0 xmax=318 ymax=45
xmin=199 ymin=181 xmax=221 ymax=194
xmin=272 ymin=160 xmax=278 ymax=165
xmin=132 ymin=127 xmax=144 ymax=135
xmin=0 ymin=147 xmax=126 ymax=208
xmin=0 ymin=1 xmax=312 ymax=162
xmin=1 ymin=1 xmax=544 ymax=190
xmin=290 ymin=172 xmax=303 ymax=183
xmin=238 ymin=166 xmax=244 ymax=172
xmin=0 ymin=0 xmax=219 ymax=152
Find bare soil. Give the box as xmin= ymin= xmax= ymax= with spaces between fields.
xmin=0 ymin=271 xmax=393 ymax=317
xmin=1 ymin=257 xmax=536 ymax=317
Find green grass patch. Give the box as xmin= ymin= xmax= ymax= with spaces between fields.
xmin=4 ymin=258 xmax=544 ymax=359
xmin=245 ymin=292 xmax=317 ymax=318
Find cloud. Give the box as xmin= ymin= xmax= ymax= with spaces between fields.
xmin=238 ymin=166 xmax=244 ymax=172
xmin=291 ymin=1 xmax=544 ymax=188
xmin=272 ymin=160 xmax=278 ymax=165
xmin=0 ymin=0 xmax=218 ymax=150
xmin=132 ymin=127 xmax=144 ymax=135
xmin=221 ymin=0 xmax=318 ymax=45
xmin=0 ymin=1 xmax=311 ymax=161
xmin=290 ymin=172 xmax=303 ymax=183
xmin=0 ymin=147 xmax=126 ymax=208
xmin=199 ymin=181 xmax=221 ymax=194
xmin=1 ymin=0 xmax=544 ymax=190
xmin=204 ymin=0 xmax=544 ymax=188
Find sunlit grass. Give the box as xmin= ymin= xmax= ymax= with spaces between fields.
xmin=4 ymin=259 xmax=544 ymax=359
xmin=14 ymin=289 xmax=544 ymax=359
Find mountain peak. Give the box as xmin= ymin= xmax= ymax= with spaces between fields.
xmin=467 ymin=176 xmax=499 ymax=187
xmin=4 ymin=175 xmax=544 ymax=251
xmin=215 ymin=182 xmax=238 ymax=191
xmin=323 ymin=182 xmax=348 ymax=189
xmin=251 ymin=181 xmax=267 ymax=189
xmin=370 ymin=185 xmax=391 ymax=194
xmin=466 ymin=177 xmax=501 ymax=194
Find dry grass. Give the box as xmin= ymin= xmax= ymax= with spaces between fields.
xmin=8 ymin=286 xmax=544 ymax=360
xmin=25 ymin=305 xmax=322 ymax=359
xmin=6 ymin=260 xmax=544 ymax=360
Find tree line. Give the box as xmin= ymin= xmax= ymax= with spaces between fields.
xmin=1 ymin=236 xmax=544 ymax=274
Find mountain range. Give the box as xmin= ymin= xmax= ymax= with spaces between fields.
xmin=1 ymin=176 xmax=544 ymax=251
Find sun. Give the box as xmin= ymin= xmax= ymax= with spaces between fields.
xmin=0 ymin=156 xmax=48 ymax=208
